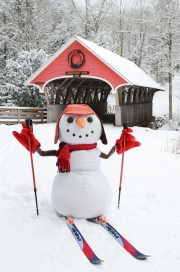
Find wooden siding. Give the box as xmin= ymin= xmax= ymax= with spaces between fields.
xmin=0 ymin=107 xmax=47 ymax=125
xmin=45 ymin=78 xmax=111 ymax=105
xmin=121 ymin=103 xmax=152 ymax=127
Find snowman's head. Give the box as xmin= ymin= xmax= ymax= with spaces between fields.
xmin=54 ymin=104 xmax=107 ymax=145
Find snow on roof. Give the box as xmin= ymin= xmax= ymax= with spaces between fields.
xmin=76 ymin=36 xmax=165 ymax=91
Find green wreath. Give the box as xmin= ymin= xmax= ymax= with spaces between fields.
xmin=68 ymin=50 xmax=85 ymax=69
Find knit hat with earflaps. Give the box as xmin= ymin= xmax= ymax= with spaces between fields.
xmin=54 ymin=104 xmax=108 ymax=145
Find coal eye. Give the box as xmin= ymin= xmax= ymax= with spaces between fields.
xmin=87 ymin=117 xmax=93 ymax=123
xmin=67 ymin=117 xmax=73 ymax=123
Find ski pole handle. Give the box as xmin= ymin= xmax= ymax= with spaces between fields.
xmin=123 ymin=122 xmax=128 ymax=129
xmin=25 ymin=119 xmax=33 ymax=129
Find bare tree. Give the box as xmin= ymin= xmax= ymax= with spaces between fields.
xmin=117 ymin=0 xmax=135 ymax=57
xmin=71 ymin=0 xmax=115 ymax=39
xmin=151 ymin=0 xmax=180 ymax=119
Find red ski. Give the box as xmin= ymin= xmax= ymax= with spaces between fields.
xmin=66 ymin=217 xmax=103 ymax=264
xmin=98 ymin=216 xmax=150 ymax=259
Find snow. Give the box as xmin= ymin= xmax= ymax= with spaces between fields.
xmin=1 ymin=126 xmax=180 ymax=271
xmin=153 ymin=75 xmax=180 ymax=116
xmin=76 ymin=36 xmax=165 ymax=91
xmin=1 ymin=81 xmax=180 ymax=271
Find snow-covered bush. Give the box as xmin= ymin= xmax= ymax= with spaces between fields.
xmin=156 ymin=114 xmax=180 ymax=131
xmin=1 ymin=49 xmax=49 ymax=107
xmin=155 ymin=115 xmax=169 ymax=128
xmin=162 ymin=131 xmax=180 ymax=155
xmin=157 ymin=112 xmax=180 ymax=154
xmin=0 ymin=85 xmax=14 ymax=107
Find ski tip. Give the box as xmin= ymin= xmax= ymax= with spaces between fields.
xmin=90 ymin=257 xmax=104 ymax=264
xmin=134 ymin=252 xmax=150 ymax=260
xmin=88 ymin=252 xmax=104 ymax=264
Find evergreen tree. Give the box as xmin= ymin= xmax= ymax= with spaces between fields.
xmin=2 ymin=49 xmax=49 ymax=107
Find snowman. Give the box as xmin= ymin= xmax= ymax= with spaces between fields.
xmin=37 ymin=104 xmax=116 ymax=219
xmin=12 ymin=104 xmax=140 ymax=219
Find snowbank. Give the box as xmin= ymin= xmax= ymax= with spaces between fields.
xmin=0 ymin=123 xmax=180 ymax=272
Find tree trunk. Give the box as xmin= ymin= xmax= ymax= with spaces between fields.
xmin=169 ymin=72 xmax=173 ymax=120
xmin=168 ymin=27 xmax=173 ymax=120
xmin=85 ymin=0 xmax=89 ymax=39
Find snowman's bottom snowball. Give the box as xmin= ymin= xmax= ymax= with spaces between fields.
xmin=51 ymin=170 xmax=112 ymax=219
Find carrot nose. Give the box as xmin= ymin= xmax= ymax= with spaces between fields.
xmin=76 ymin=117 xmax=85 ymax=128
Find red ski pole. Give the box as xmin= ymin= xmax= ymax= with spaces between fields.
xmin=118 ymin=122 xmax=128 ymax=209
xmin=25 ymin=119 xmax=39 ymax=216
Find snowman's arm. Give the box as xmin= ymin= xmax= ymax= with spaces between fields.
xmin=100 ymin=145 xmax=116 ymax=159
xmin=36 ymin=146 xmax=56 ymax=156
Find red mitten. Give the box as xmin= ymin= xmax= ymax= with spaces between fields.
xmin=116 ymin=128 xmax=141 ymax=154
xmin=12 ymin=123 xmax=41 ymax=153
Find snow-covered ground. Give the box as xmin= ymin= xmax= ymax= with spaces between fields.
xmin=0 ymin=79 xmax=180 ymax=272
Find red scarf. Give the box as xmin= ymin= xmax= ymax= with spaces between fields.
xmin=56 ymin=142 xmax=97 ymax=173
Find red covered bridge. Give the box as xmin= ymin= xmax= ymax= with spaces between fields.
xmin=24 ymin=35 xmax=164 ymax=126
